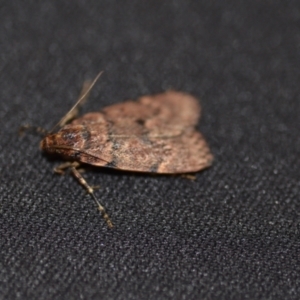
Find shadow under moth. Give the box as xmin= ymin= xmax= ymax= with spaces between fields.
xmin=24 ymin=72 xmax=213 ymax=227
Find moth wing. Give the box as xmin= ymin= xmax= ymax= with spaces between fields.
xmin=79 ymin=120 xmax=212 ymax=173
xmin=70 ymin=91 xmax=212 ymax=173
xmin=109 ymin=128 xmax=213 ymax=173
xmin=101 ymin=90 xmax=201 ymax=128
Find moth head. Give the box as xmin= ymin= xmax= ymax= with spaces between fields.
xmin=40 ymin=124 xmax=91 ymax=159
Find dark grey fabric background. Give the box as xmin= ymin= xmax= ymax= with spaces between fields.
xmin=1 ymin=1 xmax=300 ymax=299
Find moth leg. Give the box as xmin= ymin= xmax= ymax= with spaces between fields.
xmin=90 ymin=185 xmax=101 ymax=190
xmin=70 ymin=166 xmax=113 ymax=228
xmin=54 ymin=161 xmax=80 ymax=175
xmin=76 ymin=167 xmax=86 ymax=174
xmin=181 ymin=174 xmax=197 ymax=181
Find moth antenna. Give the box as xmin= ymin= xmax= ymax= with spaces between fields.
xmin=19 ymin=124 xmax=50 ymax=137
xmin=70 ymin=166 xmax=113 ymax=228
xmin=51 ymin=70 xmax=104 ymax=133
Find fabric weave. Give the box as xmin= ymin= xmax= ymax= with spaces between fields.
xmin=1 ymin=1 xmax=300 ymax=299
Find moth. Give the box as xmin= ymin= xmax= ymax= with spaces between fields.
xmin=25 ymin=73 xmax=213 ymax=227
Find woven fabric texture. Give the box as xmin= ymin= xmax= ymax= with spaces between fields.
xmin=1 ymin=1 xmax=300 ymax=299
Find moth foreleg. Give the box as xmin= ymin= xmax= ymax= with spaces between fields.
xmin=54 ymin=161 xmax=80 ymax=175
xmin=70 ymin=166 xmax=113 ymax=228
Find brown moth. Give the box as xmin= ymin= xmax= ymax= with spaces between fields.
xmin=34 ymin=73 xmax=213 ymax=227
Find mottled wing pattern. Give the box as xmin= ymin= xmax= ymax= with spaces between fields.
xmin=74 ymin=91 xmax=213 ymax=173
